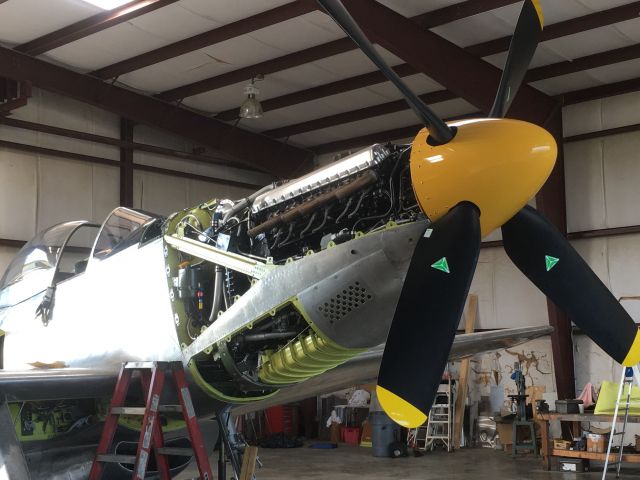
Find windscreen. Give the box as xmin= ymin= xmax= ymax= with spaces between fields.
xmin=0 ymin=221 xmax=86 ymax=307
xmin=92 ymin=207 xmax=158 ymax=260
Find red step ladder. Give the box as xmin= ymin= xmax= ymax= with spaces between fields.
xmin=88 ymin=361 xmax=213 ymax=480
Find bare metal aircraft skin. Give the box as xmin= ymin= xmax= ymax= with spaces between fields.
xmin=2 ymin=0 xmax=639 ymax=477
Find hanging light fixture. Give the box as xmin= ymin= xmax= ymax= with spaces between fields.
xmin=239 ymin=76 xmax=264 ymax=119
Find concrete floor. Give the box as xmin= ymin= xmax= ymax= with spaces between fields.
xmin=180 ymin=445 xmax=640 ymax=479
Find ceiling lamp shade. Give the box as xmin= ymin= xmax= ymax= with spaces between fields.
xmin=239 ymin=82 xmax=263 ymax=119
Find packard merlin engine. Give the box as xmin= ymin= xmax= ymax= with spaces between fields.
xmin=163 ymin=144 xmax=423 ymax=403
xmin=247 ymin=144 xmax=419 ymax=261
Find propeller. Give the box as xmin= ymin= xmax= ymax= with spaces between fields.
xmin=490 ymin=0 xmax=544 ymax=118
xmin=496 ymin=2 xmax=640 ymax=367
xmin=377 ymin=202 xmax=481 ymax=427
xmin=319 ymin=0 xmax=639 ymax=428
xmin=316 ymin=0 xmax=454 ymax=144
xmin=502 ymin=206 xmax=640 ymax=366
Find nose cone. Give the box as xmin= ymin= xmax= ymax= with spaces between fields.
xmin=410 ymin=118 xmax=557 ymax=237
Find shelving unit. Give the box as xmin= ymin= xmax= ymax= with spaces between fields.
xmin=537 ymin=413 xmax=640 ymax=470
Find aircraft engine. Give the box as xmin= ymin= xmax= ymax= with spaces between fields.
xmin=162 ymin=144 xmax=421 ymax=404
xmin=246 ymin=144 xmax=419 ymax=261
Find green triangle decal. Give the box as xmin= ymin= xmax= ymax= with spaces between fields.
xmin=545 ymin=255 xmax=559 ymax=272
xmin=431 ymin=257 xmax=450 ymax=274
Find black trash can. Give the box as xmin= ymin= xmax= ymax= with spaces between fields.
xmin=369 ymin=411 xmax=400 ymax=457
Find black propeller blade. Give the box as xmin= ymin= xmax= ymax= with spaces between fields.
xmin=377 ymin=202 xmax=481 ymax=427
xmin=502 ymin=205 xmax=640 ymax=366
xmin=489 ymin=0 xmax=544 ymax=118
xmin=316 ymin=0 xmax=454 ymax=145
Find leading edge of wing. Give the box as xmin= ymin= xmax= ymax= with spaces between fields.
xmin=449 ymin=324 xmax=553 ymax=360
xmin=0 ymin=368 xmax=119 ymax=402
xmin=233 ymin=325 xmax=552 ymax=415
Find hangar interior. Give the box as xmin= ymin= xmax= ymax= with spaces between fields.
xmin=1 ymin=0 xmax=640 ymax=479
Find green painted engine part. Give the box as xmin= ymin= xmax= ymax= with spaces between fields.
xmin=259 ymin=329 xmax=364 ymax=385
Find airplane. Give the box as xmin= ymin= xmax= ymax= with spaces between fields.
xmin=2 ymin=0 xmax=640 ymax=478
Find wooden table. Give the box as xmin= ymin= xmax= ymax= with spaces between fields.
xmin=537 ymin=412 xmax=640 ymax=470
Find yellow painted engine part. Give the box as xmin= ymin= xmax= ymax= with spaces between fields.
xmin=259 ymin=330 xmax=364 ymax=384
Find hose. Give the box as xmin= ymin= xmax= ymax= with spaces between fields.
xmin=243 ymin=332 xmax=298 ymax=342
xmin=347 ymin=188 xmax=370 ymax=219
xmin=208 ymin=265 xmax=224 ymax=323
xmin=311 ymin=207 xmax=330 ymax=234
xmin=299 ymin=211 xmax=318 ymax=238
xmin=277 ymin=223 xmax=295 ymax=248
xmin=222 ymin=183 xmax=276 ymax=224
xmin=335 ymin=197 xmax=353 ymax=224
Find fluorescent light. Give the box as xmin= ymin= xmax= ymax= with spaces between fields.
xmin=81 ymin=0 xmax=145 ymax=11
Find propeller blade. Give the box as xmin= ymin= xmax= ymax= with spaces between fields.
xmin=316 ymin=0 xmax=454 ymax=144
xmin=377 ymin=202 xmax=481 ymax=428
xmin=502 ymin=205 xmax=640 ymax=366
xmin=489 ymin=0 xmax=544 ymax=118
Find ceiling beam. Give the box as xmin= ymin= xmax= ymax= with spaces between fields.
xmin=411 ymin=0 xmax=519 ymax=29
xmin=312 ymin=112 xmax=480 ymax=155
xmin=314 ymin=125 xmax=423 ymax=156
xmin=216 ymin=64 xmax=418 ymax=122
xmin=328 ymin=0 xmax=556 ymax=123
xmin=158 ymin=0 xmax=522 ymax=102
xmin=216 ymin=2 xmax=640 ymax=121
xmin=264 ymin=90 xmax=456 ymax=139
xmin=0 ymin=138 xmax=263 ymax=189
xmin=15 ymin=0 xmax=179 ymax=56
xmin=0 ymin=115 xmax=255 ymax=169
xmin=0 ymin=238 xmax=26 ymax=248
xmin=310 ymin=75 xmax=640 ymax=155
xmin=562 ymin=76 xmax=640 ymax=105
xmin=91 ymin=0 xmax=317 ymax=80
xmin=565 ymin=122 xmax=640 ymax=143
xmin=157 ymin=38 xmax=354 ymax=101
xmin=466 ymin=1 xmax=640 ymax=58
xmin=263 ymin=42 xmax=640 ymax=139
xmin=0 ymin=45 xmax=311 ymax=177
xmin=526 ymin=43 xmax=640 ymax=83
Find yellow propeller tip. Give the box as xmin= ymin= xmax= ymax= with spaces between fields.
xmin=531 ymin=0 xmax=544 ymax=29
xmin=376 ymin=385 xmax=427 ymax=428
xmin=622 ymin=329 xmax=640 ymax=366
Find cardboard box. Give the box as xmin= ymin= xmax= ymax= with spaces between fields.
xmin=556 ymin=399 xmax=582 ymax=414
xmin=559 ymin=458 xmax=588 ymax=472
xmin=360 ymin=420 xmax=372 ymax=447
xmin=554 ymin=439 xmax=572 ymax=450
xmin=496 ymin=422 xmax=512 ymax=445
xmin=587 ymin=433 xmax=608 ymax=453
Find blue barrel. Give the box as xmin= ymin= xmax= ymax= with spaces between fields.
xmin=369 ymin=411 xmax=400 ymax=457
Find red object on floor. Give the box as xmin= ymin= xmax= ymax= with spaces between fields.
xmin=266 ymin=406 xmax=285 ymax=434
xmin=265 ymin=405 xmax=299 ymax=434
xmin=342 ymin=427 xmax=361 ymax=445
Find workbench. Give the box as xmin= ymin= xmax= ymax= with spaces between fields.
xmin=537 ymin=412 xmax=640 ymax=470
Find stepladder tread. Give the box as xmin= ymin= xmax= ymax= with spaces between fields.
xmin=96 ymin=454 xmax=136 ymax=464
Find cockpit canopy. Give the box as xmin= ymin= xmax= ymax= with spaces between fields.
xmin=0 ymin=207 xmax=161 ymax=308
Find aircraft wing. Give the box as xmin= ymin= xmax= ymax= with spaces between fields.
xmin=0 ymin=368 xmax=118 ymax=402
xmin=233 ymin=325 xmax=552 ymax=414
xmin=0 ymin=325 xmax=551 ymax=405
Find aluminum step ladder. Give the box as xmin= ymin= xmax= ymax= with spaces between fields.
xmin=407 ymin=424 xmax=429 ymax=451
xmin=88 ymin=361 xmax=213 ymax=480
xmin=602 ymin=365 xmax=640 ymax=479
xmin=424 ymin=378 xmax=455 ymax=452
